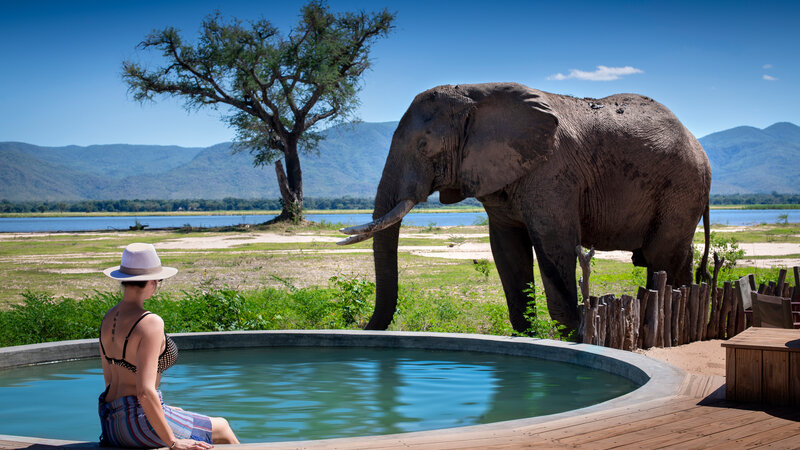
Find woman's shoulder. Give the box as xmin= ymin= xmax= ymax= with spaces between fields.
xmin=136 ymin=312 xmax=166 ymax=334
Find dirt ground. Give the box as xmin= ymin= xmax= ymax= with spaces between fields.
xmin=114 ymin=230 xmax=800 ymax=266
xmin=638 ymin=340 xmax=727 ymax=377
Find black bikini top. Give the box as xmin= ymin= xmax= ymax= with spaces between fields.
xmin=99 ymin=312 xmax=178 ymax=374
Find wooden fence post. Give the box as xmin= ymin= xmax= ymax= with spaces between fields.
xmin=718 ymin=282 xmax=732 ymax=339
xmin=776 ymin=268 xmax=787 ymax=297
xmin=632 ymin=295 xmax=641 ymax=350
xmin=643 ymin=289 xmax=659 ymax=349
xmin=699 ymin=282 xmax=710 ymax=341
xmin=726 ymin=284 xmax=739 ymax=338
xmin=636 ymin=287 xmax=647 ymax=348
xmin=663 ymin=284 xmax=673 ymax=348
xmin=655 ymin=271 xmax=667 ymax=347
xmin=616 ymin=296 xmax=625 ymax=349
xmin=687 ymin=284 xmax=700 ymax=342
xmin=591 ymin=296 xmax=600 ymax=345
xmin=679 ymin=286 xmax=689 ymax=345
xmin=610 ymin=295 xmax=622 ymax=349
xmin=793 ymin=266 xmax=800 ymax=289
xmin=583 ymin=296 xmax=597 ymax=345
xmin=670 ymin=289 xmax=681 ymax=347
xmin=597 ymin=298 xmax=607 ymax=347
xmin=707 ymin=287 xmax=722 ymax=338
xmin=602 ymin=294 xmax=615 ymax=348
xmin=621 ymin=295 xmax=635 ymax=351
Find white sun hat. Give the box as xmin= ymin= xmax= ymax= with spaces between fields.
xmin=103 ymin=243 xmax=178 ymax=281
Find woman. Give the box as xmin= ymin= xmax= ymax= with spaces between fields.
xmin=99 ymin=243 xmax=239 ymax=448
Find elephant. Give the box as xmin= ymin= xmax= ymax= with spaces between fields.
xmin=339 ymin=82 xmax=711 ymax=334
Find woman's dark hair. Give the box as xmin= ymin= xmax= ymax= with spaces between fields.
xmin=121 ymin=280 xmax=149 ymax=288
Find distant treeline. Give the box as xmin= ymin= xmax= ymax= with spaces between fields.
xmin=5 ymin=193 xmax=800 ymax=214
xmin=709 ymin=193 xmax=800 ymax=206
xmin=0 ymin=197 xmax=482 ymax=213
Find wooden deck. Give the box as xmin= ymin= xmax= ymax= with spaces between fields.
xmin=3 ymin=373 xmax=799 ymax=449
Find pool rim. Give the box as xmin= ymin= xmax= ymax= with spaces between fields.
xmin=0 ymin=330 xmax=686 ymax=447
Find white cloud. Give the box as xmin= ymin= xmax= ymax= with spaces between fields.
xmin=763 ymin=74 xmax=778 ymax=81
xmin=763 ymin=64 xmax=773 ymax=69
xmin=547 ymin=65 xmax=644 ymax=81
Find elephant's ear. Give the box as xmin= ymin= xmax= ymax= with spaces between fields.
xmin=459 ymin=87 xmax=558 ymax=198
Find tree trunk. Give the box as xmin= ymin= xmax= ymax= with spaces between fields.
xmin=269 ymin=143 xmax=304 ymax=224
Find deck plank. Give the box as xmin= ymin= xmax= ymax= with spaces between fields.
xmin=524 ymin=397 xmax=699 ymax=440
xmin=570 ymin=402 xmax=755 ymax=448
xmin=613 ymin=408 xmax=796 ymax=449
xmin=706 ymin=422 xmax=800 ymax=448
xmin=551 ymin=398 xmax=743 ymax=446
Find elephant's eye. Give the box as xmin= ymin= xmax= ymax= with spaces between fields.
xmin=417 ymin=139 xmax=428 ymax=152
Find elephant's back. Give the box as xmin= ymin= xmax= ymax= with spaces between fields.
xmin=544 ymin=92 xmax=710 ymax=249
xmin=548 ymin=91 xmax=709 ymax=177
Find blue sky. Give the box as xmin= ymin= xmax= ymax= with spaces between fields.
xmin=0 ymin=0 xmax=798 ymax=147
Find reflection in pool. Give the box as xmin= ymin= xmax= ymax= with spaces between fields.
xmin=0 ymin=347 xmax=637 ymax=443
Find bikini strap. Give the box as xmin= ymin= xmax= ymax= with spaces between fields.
xmin=121 ymin=312 xmax=152 ymax=360
xmin=99 ymin=327 xmax=107 ymax=357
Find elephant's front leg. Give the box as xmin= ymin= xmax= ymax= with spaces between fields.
xmin=527 ymin=219 xmax=581 ymax=332
xmin=487 ymin=215 xmax=535 ymax=334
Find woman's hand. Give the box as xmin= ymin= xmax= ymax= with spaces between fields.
xmin=172 ymin=438 xmax=213 ymax=449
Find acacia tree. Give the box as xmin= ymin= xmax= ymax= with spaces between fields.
xmin=123 ymin=1 xmax=395 ymax=223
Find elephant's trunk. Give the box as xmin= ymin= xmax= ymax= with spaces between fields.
xmin=340 ymin=123 xmax=430 ymax=329
xmin=366 ymin=219 xmax=402 ymax=330
xmin=361 ymin=184 xmax=412 ymax=329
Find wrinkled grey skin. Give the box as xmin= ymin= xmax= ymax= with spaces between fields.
xmin=351 ymin=83 xmax=711 ymax=333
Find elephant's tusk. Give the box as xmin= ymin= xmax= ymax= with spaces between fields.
xmin=337 ymin=233 xmax=374 ymax=246
xmin=339 ymin=199 xmax=416 ymax=235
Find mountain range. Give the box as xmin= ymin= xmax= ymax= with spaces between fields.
xmin=2 ymin=121 xmax=799 ymax=201
xmin=699 ymin=122 xmax=800 ymax=194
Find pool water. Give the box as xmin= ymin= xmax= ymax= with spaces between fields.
xmin=0 ymin=347 xmax=638 ymax=443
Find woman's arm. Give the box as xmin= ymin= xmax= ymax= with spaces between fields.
xmin=135 ymin=314 xmax=178 ymax=447
xmin=135 ymin=314 xmax=213 ymax=450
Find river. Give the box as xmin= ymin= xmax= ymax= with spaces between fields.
xmin=0 ymin=209 xmax=797 ymax=233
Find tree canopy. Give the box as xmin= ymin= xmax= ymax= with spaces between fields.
xmin=122 ymin=1 xmax=395 ymax=222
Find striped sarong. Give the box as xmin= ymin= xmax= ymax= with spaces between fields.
xmin=98 ymin=386 xmax=212 ymax=447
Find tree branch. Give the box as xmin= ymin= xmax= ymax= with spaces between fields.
xmin=162 ymin=32 xmax=252 ymax=113
xmin=304 ymin=107 xmax=338 ymax=130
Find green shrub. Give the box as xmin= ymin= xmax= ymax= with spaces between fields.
xmin=695 ymin=232 xmax=746 ymax=282
xmin=481 ymin=302 xmax=514 ymax=335
xmin=473 ymin=259 xmax=492 ymax=278
xmin=521 ymin=283 xmax=570 ymax=340
xmin=328 ymin=275 xmax=375 ymax=327
xmin=0 ymin=291 xmax=115 ymax=346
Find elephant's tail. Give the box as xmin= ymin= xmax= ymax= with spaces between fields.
xmin=695 ymin=203 xmax=711 ymax=284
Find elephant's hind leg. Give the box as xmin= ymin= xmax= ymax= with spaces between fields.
xmin=642 ymin=233 xmax=695 ymax=289
xmin=487 ymin=217 xmax=535 ymax=334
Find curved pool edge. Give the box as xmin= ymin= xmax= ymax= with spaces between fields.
xmin=0 ymin=330 xmax=687 ymax=448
